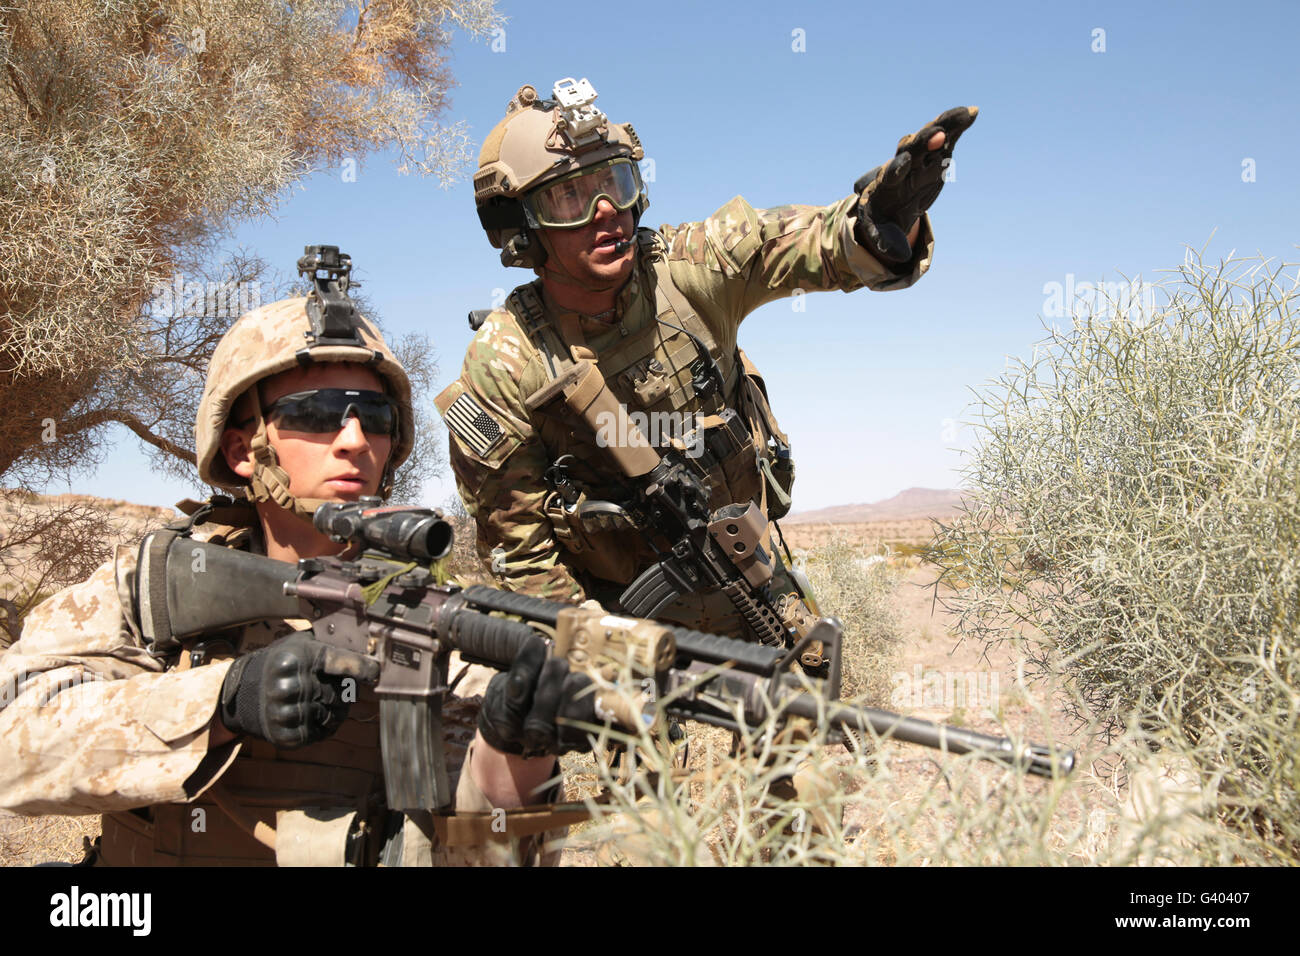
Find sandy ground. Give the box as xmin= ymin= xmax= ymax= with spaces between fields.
xmin=778 ymin=519 xmax=937 ymax=553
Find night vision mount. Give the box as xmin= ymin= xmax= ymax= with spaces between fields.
xmin=296 ymin=244 xmax=367 ymax=356
xmin=550 ymin=77 xmax=607 ymax=152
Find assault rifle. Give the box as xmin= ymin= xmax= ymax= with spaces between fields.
xmin=527 ymin=357 xmax=827 ymax=668
xmin=135 ymin=501 xmax=1075 ymax=813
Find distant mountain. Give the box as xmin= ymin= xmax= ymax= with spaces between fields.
xmin=782 ymin=487 xmax=965 ymax=524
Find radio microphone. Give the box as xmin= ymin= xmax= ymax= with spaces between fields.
xmin=613 ymin=238 xmax=632 ymax=254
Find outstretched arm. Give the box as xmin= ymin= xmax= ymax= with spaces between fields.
xmin=854 ymin=107 xmax=978 ymax=266
xmin=660 ymin=107 xmax=977 ymax=350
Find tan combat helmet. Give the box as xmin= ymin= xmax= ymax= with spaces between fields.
xmin=475 ymin=77 xmax=647 ymax=268
xmin=195 ymin=246 xmax=414 ymax=522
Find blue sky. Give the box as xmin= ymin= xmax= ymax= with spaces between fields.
xmin=47 ymin=0 xmax=1300 ymax=512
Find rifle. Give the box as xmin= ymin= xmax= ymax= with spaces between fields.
xmin=526 ymin=357 xmax=827 ymax=669
xmin=135 ymin=501 xmax=1075 ymax=814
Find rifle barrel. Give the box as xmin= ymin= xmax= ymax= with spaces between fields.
xmin=784 ymin=694 xmax=1075 ymax=778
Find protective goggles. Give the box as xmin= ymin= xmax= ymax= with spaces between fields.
xmin=263 ymin=389 xmax=398 ymax=437
xmin=524 ymin=158 xmax=643 ymax=228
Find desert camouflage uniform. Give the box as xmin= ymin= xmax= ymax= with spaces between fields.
xmin=0 ymin=505 xmax=540 ymax=866
xmin=438 ymin=195 xmax=932 ymax=632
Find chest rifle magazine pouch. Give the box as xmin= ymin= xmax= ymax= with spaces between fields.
xmin=541 ymin=489 xmax=642 ymax=585
xmin=693 ymin=409 xmax=762 ymax=512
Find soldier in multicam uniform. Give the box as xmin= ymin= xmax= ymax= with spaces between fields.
xmin=0 ymin=253 xmax=576 ymax=865
xmin=438 ymin=78 xmax=977 ymax=639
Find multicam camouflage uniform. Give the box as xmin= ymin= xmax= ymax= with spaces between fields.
xmin=438 ymin=196 xmax=932 ymax=634
xmin=0 ymin=502 xmax=525 ymax=866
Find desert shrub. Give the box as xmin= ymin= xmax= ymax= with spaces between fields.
xmin=562 ymin=651 xmax=1270 ymax=866
xmin=796 ymin=535 xmax=904 ymax=703
xmin=929 ymin=253 xmax=1300 ymax=859
xmin=0 ymin=0 xmax=494 ymax=487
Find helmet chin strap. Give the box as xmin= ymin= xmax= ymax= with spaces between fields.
xmin=244 ymin=387 xmax=328 ymax=525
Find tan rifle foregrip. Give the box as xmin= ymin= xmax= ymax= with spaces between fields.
xmin=561 ymin=360 xmax=661 ymax=478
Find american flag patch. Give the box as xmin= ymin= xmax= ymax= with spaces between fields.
xmin=445 ymin=393 xmax=505 ymax=457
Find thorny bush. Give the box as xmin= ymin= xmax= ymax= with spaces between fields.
xmin=929 ymin=252 xmax=1300 ymax=859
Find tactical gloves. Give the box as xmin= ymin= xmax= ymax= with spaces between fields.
xmin=218 ymin=631 xmax=379 ymax=749
xmin=854 ymin=106 xmax=978 ymax=266
xmin=478 ymin=640 xmax=599 ymax=757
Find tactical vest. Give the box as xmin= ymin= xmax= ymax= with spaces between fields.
xmin=508 ymin=230 xmax=794 ymax=587
xmin=99 ymin=499 xmax=391 ymax=866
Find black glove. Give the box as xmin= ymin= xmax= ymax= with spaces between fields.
xmin=854 ymin=106 xmax=979 ymax=265
xmin=478 ymin=640 xmax=599 ymax=757
xmin=219 ymin=631 xmax=379 ymax=749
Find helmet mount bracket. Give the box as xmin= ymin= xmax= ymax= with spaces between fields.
xmin=296 ymin=245 xmax=367 ymax=355
xmin=550 ymin=77 xmax=607 ymax=152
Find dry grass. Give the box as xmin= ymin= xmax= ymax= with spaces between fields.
xmin=557 ymin=652 xmax=1280 ymax=867
xmin=794 ymin=531 xmax=905 ymax=703
xmin=0 ymin=812 xmax=98 ymax=866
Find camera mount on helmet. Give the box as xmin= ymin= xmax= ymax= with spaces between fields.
xmin=550 ymin=77 xmax=607 ymax=151
xmin=296 ymin=245 xmax=367 ymax=354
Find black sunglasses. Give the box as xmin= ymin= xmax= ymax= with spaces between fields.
xmin=263 ymin=389 xmax=398 ymax=437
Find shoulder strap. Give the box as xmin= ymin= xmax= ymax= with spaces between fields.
xmin=511 ymin=281 xmax=549 ymax=339
xmin=736 ymin=348 xmax=791 ymax=447
xmin=637 ymin=228 xmax=665 ymax=260
xmin=172 ymin=494 xmax=259 ymax=548
xmin=509 ymin=281 xmax=573 ymax=379
xmin=643 ymin=254 xmax=741 ymax=403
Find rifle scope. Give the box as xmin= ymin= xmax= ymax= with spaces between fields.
xmin=313 ymin=500 xmax=454 ymax=562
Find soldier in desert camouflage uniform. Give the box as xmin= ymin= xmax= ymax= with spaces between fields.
xmin=0 ymin=256 xmax=570 ymax=865
xmin=439 ymin=78 xmax=976 ymax=639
